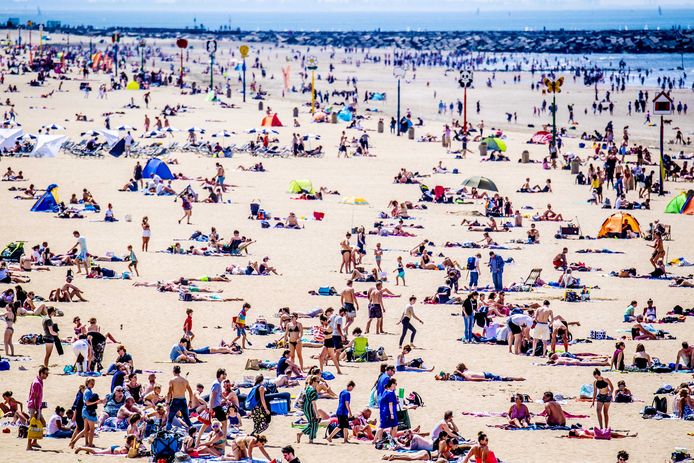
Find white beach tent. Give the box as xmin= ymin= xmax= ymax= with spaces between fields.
xmin=0 ymin=128 xmax=23 ymax=151
xmin=96 ymin=129 xmax=122 ymax=148
xmin=29 ymin=135 xmax=67 ymax=158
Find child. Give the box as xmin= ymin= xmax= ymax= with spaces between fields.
xmin=394 ymin=256 xmax=406 ymax=286
xmin=183 ymin=308 xmax=194 ymax=339
xmin=231 ymin=303 xmax=252 ymax=348
xmin=127 ymin=245 xmax=139 ymax=276
xmin=374 ymin=243 xmax=383 ymax=272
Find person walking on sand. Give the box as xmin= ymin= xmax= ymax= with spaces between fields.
xmin=530 ymin=300 xmax=553 ymax=357
xmin=167 ymin=365 xmax=193 ymax=430
xmin=26 ymin=366 xmax=49 ymax=451
xmin=397 ymin=296 xmax=423 ymax=349
xmin=127 ymin=245 xmax=139 ymax=277
xmin=70 ymin=230 xmax=89 ymax=274
xmin=394 ymin=256 xmax=406 ymax=286
xmin=366 ymin=281 xmax=386 ymax=335
xmin=340 ymin=280 xmax=359 ymax=335
xmin=179 ymin=194 xmax=192 ymax=225
xmin=231 ymin=303 xmax=252 ymax=348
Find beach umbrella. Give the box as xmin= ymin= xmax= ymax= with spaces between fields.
xmin=126 ymin=81 xmax=140 ymax=91
xmin=43 ymin=123 xmax=65 ymax=131
xmin=187 ymin=127 xmax=206 ymax=133
xmin=481 ymin=136 xmax=507 ymax=152
xmin=116 ymin=124 xmax=134 ymax=131
xmin=164 ymin=127 xmax=181 ymax=133
xmin=18 ymin=133 xmax=37 ymax=140
xmin=246 ymin=128 xmax=279 ymax=135
xmin=212 ymin=130 xmax=235 ymax=138
xmin=461 ymin=176 xmax=498 ymax=192
xmin=340 ymin=197 xmax=369 ymax=205
xmin=302 ymin=134 xmax=321 ymax=141
xmin=144 ymin=129 xmax=163 ymax=138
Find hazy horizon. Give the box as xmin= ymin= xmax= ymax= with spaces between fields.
xmin=2 ymin=0 xmax=694 ymax=13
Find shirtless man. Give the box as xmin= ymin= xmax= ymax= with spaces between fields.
xmin=553 ymin=248 xmax=568 ymax=270
xmin=527 ymin=223 xmax=540 ymax=243
xmin=530 ymin=301 xmax=553 ymax=357
xmin=366 ymin=281 xmax=386 ymax=335
xmin=215 ymin=163 xmax=226 ymax=192
xmin=542 ymin=391 xmax=566 ymax=426
xmin=649 ymin=231 xmax=665 ymax=269
xmin=541 ymin=204 xmax=563 ymax=221
xmin=167 ymin=365 xmax=193 ymax=430
xmin=674 ymin=342 xmax=693 ymax=371
xmin=340 ymin=280 xmax=359 ymax=334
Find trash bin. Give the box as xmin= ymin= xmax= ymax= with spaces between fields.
xmin=377 ymin=120 xmax=384 ymax=133
xmin=479 ymin=142 xmax=488 ymax=156
xmin=226 ymin=87 xmax=231 ymax=98
xmin=293 ymin=107 xmax=299 ymax=118
xmin=408 ymin=127 xmax=414 ymax=140
xmin=521 ymin=150 xmax=530 ymax=163
xmin=331 ymin=112 xmax=338 ymax=124
xmin=258 ymin=101 xmax=264 ymax=111
xmin=571 ymin=158 xmax=580 ymax=175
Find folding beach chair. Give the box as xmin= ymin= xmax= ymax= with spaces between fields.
xmin=523 ymin=268 xmax=542 ymax=286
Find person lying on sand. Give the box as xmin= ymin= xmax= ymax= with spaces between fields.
xmin=453 ymin=362 xmax=525 ymax=381
xmin=546 ymin=353 xmax=609 ymax=366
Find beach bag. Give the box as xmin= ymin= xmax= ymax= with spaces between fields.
xmin=593 ymin=427 xmax=611 ymax=440
xmin=318 ymin=286 xmax=333 ymax=296
xmin=396 ymin=409 xmax=411 ymax=430
xmin=366 ymin=350 xmax=378 ymax=362
xmin=466 ymin=257 xmax=476 ymax=270
xmin=27 ymin=417 xmax=44 ymax=440
xmin=405 ymin=391 xmax=424 ymax=407
xmin=325 ymin=421 xmax=343 ymax=439
xmin=653 ymin=396 xmax=667 ymax=414
xmin=589 ymin=330 xmax=606 ymax=340
xmin=0 ymin=359 xmax=10 ymax=371
xmin=245 ymin=359 xmax=260 ymax=370
xmin=672 ymin=449 xmax=692 ymax=462
xmin=244 ymin=386 xmax=259 ymax=410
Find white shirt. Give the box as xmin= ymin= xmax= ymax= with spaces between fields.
xmin=509 ymin=314 xmax=533 ymax=327
xmin=330 ymin=315 xmax=344 ymax=335
xmin=47 ymin=414 xmax=62 ymax=435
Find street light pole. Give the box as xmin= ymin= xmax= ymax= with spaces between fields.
xmin=393 ymin=65 xmax=405 ymax=136
xmin=243 ymin=58 xmax=247 ymax=102
xmin=543 ymin=76 xmax=564 ymax=149
xmin=206 ymin=40 xmax=217 ymax=91
xmin=306 ymin=55 xmax=318 ymax=115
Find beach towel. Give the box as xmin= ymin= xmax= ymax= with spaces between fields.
xmin=488 ymin=423 xmax=580 ymax=431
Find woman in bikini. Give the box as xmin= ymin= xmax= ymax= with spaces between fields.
xmin=141 ymin=217 xmax=151 ymax=252
xmin=591 ymin=368 xmax=614 ymax=429
xmin=318 ymin=314 xmax=342 ymax=375
xmin=195 ymin=419 xmax=227 ymax=456
xmin=508 ymin=394 xmax=531 ymax=428
xmin=3 ymin=302 xmax=17 ymax=356
xmin=1 ymin=391 xmax=29 ymax=425
xmin=284 ymin=313 xmax=305 ymax=371
xmin=75 ymin=435 xmax=137 ymax=455
xmin=396 ymin=345 xmax=434 ymax=372
xmin=339 ymin=233 xmax=353 ymax=273
xmin=224 ymin=435 xmax=272 ymax=461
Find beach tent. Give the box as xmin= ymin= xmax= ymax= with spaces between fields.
xmin=126 ymin=81 xmax=140 ymax=91
xmin=530 ymin=131 xmax=552 ymax=144
xmin=337 ymin=109 xmax=353 ymax=122
xmin=340 ymin=197 xmax=369 ymax=205
xmin=31 ymin=184 xmax=60 ymax=212
xmin=481 ymin=137 xmax=507 ymax=152
xmin=461 ymin=176 xmax=498 ymax=192
xmin=109 ymin=138 xmax=126 ymax=157
xmin=665 ymin=190 xmax=694 ymax=215
xmin=369 ymin=92 xmax=386 ymax=101
xmin=288 ymin=179 xmax=315 ymax=194
xmin=29 ymin=135 xmax=67 ymax=158
xmin=261 ymin=114 xmax=283 ymax=127
xmin=597 ymin=212 xmax=641 ymax=238
xmin=142 ymin=158 xmax=174 ymax=180
xmin=0 ymin=128 xmax=23 ymax=151
xmin=95 ymin=129 xmax=121 ymax=148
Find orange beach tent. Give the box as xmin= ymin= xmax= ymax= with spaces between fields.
xmin=261 ymin=114 xmax=283 ymax=127
xmin=597 ymin=212 xmax=641 ymax=238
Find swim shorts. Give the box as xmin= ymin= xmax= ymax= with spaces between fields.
xmin=530 ymin=322 xmax=550 ymax=341
xmin=368 ymin=304 xmax=383 ymax=319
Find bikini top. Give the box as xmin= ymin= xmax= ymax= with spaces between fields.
xmin=595 ymin=379 xmax=608 ymax=389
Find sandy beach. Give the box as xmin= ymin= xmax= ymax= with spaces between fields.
xmin=0 ymin=30 xmax=693 ymax=463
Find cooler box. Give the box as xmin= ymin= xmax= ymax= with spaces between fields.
xmin=269 ymin=399 xmax=289 ymax=415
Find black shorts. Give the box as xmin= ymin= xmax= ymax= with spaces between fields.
xmin=508 ymin=321 xmax=522 ymax=335
xmin=368 ymin=304 xmax=383 ymax=319
xmin=213 ymin=405 xmax=227 ymax=422
xmin=75 ymin=414 xmax=85 ymax=431
xmin=337 ymin=415 xmax=350 ymax=429
xmin=324 ymin=337 xmax=335 ymax=349
xmin=332 ymin=335 xmax=343 ymax=350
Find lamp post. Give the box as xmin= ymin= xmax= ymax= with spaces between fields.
xmin=138 ymin=38 xmax=146 ymax=73
xmin=38 ymin=23 xmax=43 ymax=59
xmin=306 ymin=55 xmax=318 ymax=114
xmin=239 ymin=45 xmax=249 ymax=103
xmin=393 ymin=65 xmax=405 ymax=136
xmin=112 ymin=32 xmax=120 ymax=76
xmin=543 ymin=76 xmax=564 ymax=148
xmin=206 ymin=39 xmax=217 ymax=90
xmin=458 ymin=69 xmax=474 ymax=137
xmin=652 ymin=91 xmax=674 ymax=196
xmin=176 ymin=38 xmax=188 ymax=88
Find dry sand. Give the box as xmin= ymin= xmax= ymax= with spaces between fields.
xmin=0 ymin=32 xmax=693 ymax=463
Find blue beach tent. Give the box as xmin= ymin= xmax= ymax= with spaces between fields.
xmin=31 ymin=184 xmax=60 ymax=212
xmin=142 ymin=158 xmax=174 ymax=180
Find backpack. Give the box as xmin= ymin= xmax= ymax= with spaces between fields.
xmin=405 ymin=391 xmax=424 ymax=407
xmin=244 ymin=386 xmax=259 ymax=410
xmin=466 ymin=257 xmax=476 ymax=270
xmin=150 ymin=430 xmax=181 ymax=462
xmin=408 ymin=358 xmax=424 ymax=368
xmin=652 ymin=396 xmax=667 ymax=414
